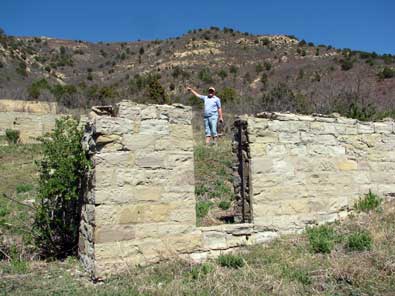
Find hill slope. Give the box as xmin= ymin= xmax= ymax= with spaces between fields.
xmin=0 ymin=27 xmax=394 ymax=118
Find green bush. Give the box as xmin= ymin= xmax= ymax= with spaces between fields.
xmin=33 ymin=117 xmax=90 ymax=258
xmin=16 ymin=183 xmax=33 ymax=194
xmin=264 ymin=61 xmax=272 ymax=71
xmin=340 ymin=58 xmax=353 ymax=71
xmin=218 ymin=200 xmax=231 ymax=210
xmin=378 ymin=67 xmax=395 ymax=79
xmin=354 ymin=190 xmax=382 ymax=213
xmin=190 ymin=263 xmax=214 ymax=280
xmin=144 ymin=76 xmax=169 ymax=104
xmin=217 ymin=69 xmax=228 ymax=80
xmin=5 ymin=129 xmax=20 ymax=144
xmin=198 ymin=68 xmax=213 ymax=83
xmin=306 ymin=225 xmax=336 ymax=253
xmin=255 ymin=63 xmax=263 ymax=73
xmin=218 ymin=87 xmax=237 ymax=104
xmin=196 ymin=201 xmax=212 ymax=219
xmin=346 ymin=230 xmax=372 ymax=252
xmin=217 ymin=254 xmax=244 ymax=269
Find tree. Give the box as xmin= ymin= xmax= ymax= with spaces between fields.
xmin=218 ymin=87 xmax=238 ymax=104
xmin=229 ymin=65 xmax=238 ymax=76
xmin=144 ymin=76 xmax=169 ymax=104
xmin=255 ymin=63 xmax=263 ymax=73
xmin=33 ymin=117 xmax=90 ymax=258
xmin=217 ymin=69 xmax=228 ymax=80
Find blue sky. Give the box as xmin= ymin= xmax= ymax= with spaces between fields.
xmin=1 ymin=0 xmax=394 ymax=54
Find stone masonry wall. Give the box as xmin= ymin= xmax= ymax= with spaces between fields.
xmin=0 ymin=100 xmax=61 ymax=143
xmin=80 ymin=101 xmax=276 ymax=279
xmin=81 ymin=104 xmax=395 ymax=280
xmin=244 ymin=112 xmax=395 ymax=233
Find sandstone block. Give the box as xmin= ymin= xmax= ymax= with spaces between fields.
xmin=95 ymin=203 xmax=183 ymax=225
xmin=134 ymin=223 xmax=195 ymax=240
xmin=202 ymin=231 xmax=227 ymax=250
xmin=135 ymin=152 xmax=166 ymax=169
xmin=140 ymin=119 xmax=169 ymax=135
xmin=373 ymin=122 xmax=393 ymax=134
xmin=310 ymin=121 xmax=337 ymax=135
xmin=94 ymin=185 xmax=163 ymax=204
xmin=94 ymin=151 xmax=135 ymax=168
xmin=278 ymin=132 xmax=300 ymax=143
xmin=95 ymin=224 xmax=135 ymax=243
xmin=253 ymin=231 xmax=279 ymax=244
xmin=121 ymin=134 xmax=156 ymax=151
xmin=96 ymin=134 xmax=120 ymax=145
xmin=357 ymin=122 xmax=374 ymax=134
xmin=95 ymin=116 xmax=134 ymax=135
xmin=336 ymin=159 xmax=357 ymax=171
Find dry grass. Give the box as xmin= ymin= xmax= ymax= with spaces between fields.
xmin=1 ymin=200 xmax=394 ymax=295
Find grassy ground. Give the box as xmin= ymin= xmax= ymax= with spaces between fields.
xmin=193 ymin=138 xmax=235 ymax=226
xmin=0 ymin=144 xmax=41 ymax=259
xmin=192 ymin=109 xmax=236 ymax=226
xmin=1 ymin=200 xmax=394 ymax=295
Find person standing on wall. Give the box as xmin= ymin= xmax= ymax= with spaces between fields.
xmin=187 ymin=86 xmax=223 ymax=145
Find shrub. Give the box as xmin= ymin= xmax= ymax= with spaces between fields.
xmin=306 ymin=225 xmax=336 ymax=253
xmin=5 ymin=129 xmax=20 ymax=144
xmin=346 ymin=231 xmax=372 ymax=251
xmin=340 ymin=58 xmax=353 ymax=71
xmin=255 ymin=63 xmax=263 ymax=73
xmin=218 ymin=87 xmax=237 ymax=104
xmin=16 ymin=183 xmax=33 ymax=194
xmin=354 ymin=190 xmax=382 ymax=213
xmin=378 ymin=67 xmax=395 ymax=79
xmin=229 ymin=65 xmax=238 ymax=76
xmin=261 ymin=38 xmax=270 ymax=46
xmin=190 ymin=263 xmax=214 ymax=280
xmin=33 ymin=117 xmax=90 ymax=258
xmin=217 ymin=69 xmax=227 ymax=80
xmin=264 ymin=61 xmax=272 ymax=71
xmin=217 ymin=254 xmax=244 ymax=268
xmin=218 ymin=200 xmax=231 ymax=210
xmin=144 ymin=76 xmax=169 ymax=104
xmin=16 ymin=62 xmax=27 ymax=77
xmin=198 ymin=68 xmax=213 ymax=83
xmin=298 ymin=40 xmax=307 ymax=46
xmin=196 ymin=201 xmax=212 ymax=219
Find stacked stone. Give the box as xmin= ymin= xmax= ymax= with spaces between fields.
xmin=0 ymin=99 xmax=61 ymax=144
xmin=80 ymin=101 xmax=280 ymax=279
xmin=0 ymin=112 xmax=61 ymax=143
xmin=232 ymin=118 xmax=252 ymax=223
xmin=80 ymin=101 xmax=199 ymax=278
xmin=245 ymin=112 xmax=395 ymax=233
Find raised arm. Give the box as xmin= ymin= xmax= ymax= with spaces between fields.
xmin=187 ymin=86 xmax=202 ymax=98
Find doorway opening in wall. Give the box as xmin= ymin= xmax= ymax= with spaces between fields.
xmin=191 ymin=109 xmax=252 ymax=226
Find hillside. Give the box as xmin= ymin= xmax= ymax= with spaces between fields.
xmin=0 ymin=27 xmax=394 ymax=118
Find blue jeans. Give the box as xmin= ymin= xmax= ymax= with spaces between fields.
xmin=204 ymin=114 xmax=218 ymax=137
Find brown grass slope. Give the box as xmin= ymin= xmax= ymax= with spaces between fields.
xmin=0 ymin=27 xmax=394 ymax=118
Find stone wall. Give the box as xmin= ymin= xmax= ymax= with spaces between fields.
xmin=80 ymin=101 xmax=276 ymax=279
xmin=81 ymin=104 xmax=395 ymax=280
xmin=0 ymin=100 xmax=61 ymax=143
xmin=242 ymin=112 xmax=395 ymax=233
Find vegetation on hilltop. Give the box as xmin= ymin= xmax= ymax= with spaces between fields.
xmin=0 ymin=26 xmax=394 ymax=121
